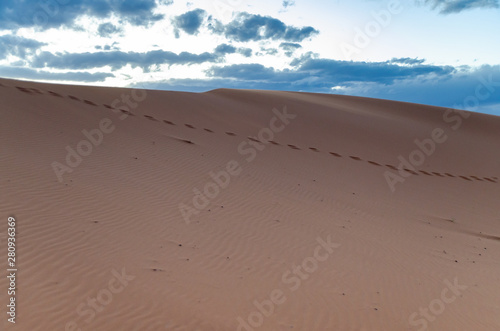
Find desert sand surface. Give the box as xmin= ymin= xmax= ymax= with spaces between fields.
xmin=1 ymin=77 xmax=499 ymax=331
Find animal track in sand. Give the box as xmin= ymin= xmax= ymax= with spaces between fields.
xmin=9 ymin=83 xmax=498 ymax=185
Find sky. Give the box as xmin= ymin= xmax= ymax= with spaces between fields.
xmin=0 ymin=0 xmax=499 ymax=115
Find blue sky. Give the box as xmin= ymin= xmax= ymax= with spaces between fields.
xmin=0 ymin=0 xmax=499 ymax=114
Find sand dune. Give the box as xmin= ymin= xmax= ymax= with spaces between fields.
xmin=1 ymin=77 xmax=499 ymax=330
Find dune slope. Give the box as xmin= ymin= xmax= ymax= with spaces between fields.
xmin=1 ymin=78 xmax=499 ymax=330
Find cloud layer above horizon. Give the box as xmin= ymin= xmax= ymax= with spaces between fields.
xmin=0 ymin=0 xmax=499 ymax=115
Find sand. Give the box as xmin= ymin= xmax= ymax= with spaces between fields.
xmin=1 ymin=77 xmax=499 ymax=330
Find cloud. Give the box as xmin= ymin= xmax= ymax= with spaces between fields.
xmin=0 ymin=0 xmax=166 ymax=30
xmin=388 ymin=57 xmax=426 ymax=65
xmin=335 ymin=65 xmax=500 ymax=112
xmin=282 ymin=0 xmax=296 ymax=9
xmin=214 ymin=43 xmax=237 ymax=55
xmin=0 ymin=65 xmax=113 ymax=82
xmin=0 ymin=34 xmax=46 ymax=59
xmin=203 ymin=56 xmax=455 ymax=93
xmin=172 ymin=9 xmax=206 ymax=37
xmin=280 ymin=42 xmax=302 ymax=57
xmin=238 ymin=48 xmax=253 ymax=57
xmin=210 ymin=12 xmax=318 ymax=42
xmin=30 ymin=48 xmax=227 ymax=71
xmin=97 ymin=23 xmax=122 ymax=37
xmin=136 ymin=64 xmax=500 ymax=115
xmin=204 ymin=43 xmax=252 ymax=58
xmin=422 ymin=0 xmax=499 ymax=13
xmin=207 ymin=63 xmax=290 ymax=81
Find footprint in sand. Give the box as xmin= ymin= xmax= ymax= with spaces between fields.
xmin=367 ymin=160 xmax=381 ymax=166
xmin=404 ymin=169 xmax=419 ymax=175
xmin=120 ymin=109 xmax=134 ymax=116
xmin=16 ymin=86 xmax=35 ymax=94
xmin=144 ymin=115 xmax=159 ymax=121
xmin=48 ymin=91 xmax=63 ymax=97
xmin=84 ymin=100 xmax=97 ymax=106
